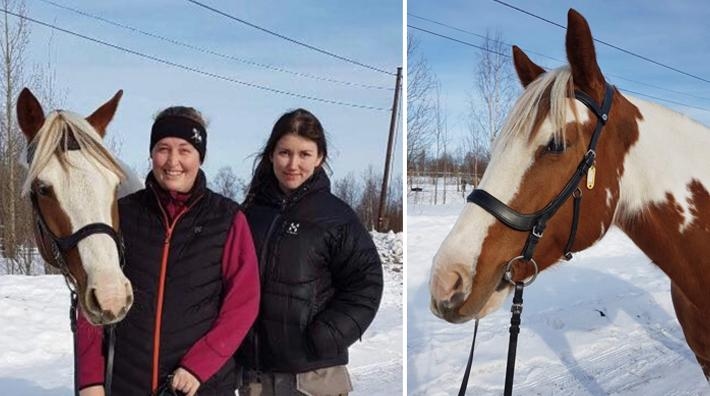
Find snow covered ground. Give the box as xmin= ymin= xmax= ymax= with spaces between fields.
xmin=408 ymin=189 xmax=710 ymax=395
xmin=0 ymin=232 xmax=402 ymax=396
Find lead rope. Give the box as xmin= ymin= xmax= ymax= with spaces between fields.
xmin=503 ymin=283 xmax=525 ymax=396
xmin=70 ymin=291 xmax=79 ymax=396
xmin=457 ymin=319 xmax=479 ymax=396
xmin=105 ymin=325 xmax=116 ymax=396
xmin=458 ymin=283 xmax=527 ymax=396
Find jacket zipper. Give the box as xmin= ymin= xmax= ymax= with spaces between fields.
xmin=150 ymin=191 xmax=204 ymax=392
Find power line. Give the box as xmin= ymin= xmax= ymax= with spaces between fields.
xmin=185 ymin=0 xmax=394 ymax=76
xmin=408 ymin=24 xmax=710 ymax=113
xmin=7 ymin=9 xmax=389 ymax=111
xmin=37 ymin=0 xmax=392 ymax=91
xmin=409 ymin=13 xmax=563 ymax=65
xmin=621 ymin=88 xmax=710 ymax=113
xmin=409 ymin=14 xmax=710 ymax=102
xmin=491 ymin=0 xmax=710 ymax=85
xmin=408 ymin=25 xmax=506 ymax=56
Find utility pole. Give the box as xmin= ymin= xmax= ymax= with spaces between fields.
xmin=377 ymin=66 xmax=402 ymax=232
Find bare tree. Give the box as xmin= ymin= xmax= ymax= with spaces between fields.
xmin=431 ymin=82 xmax=450 ymax=205
xmin=466 ymin=30 xmax=518 ymax=183
xmin=210 ymin=166 xmax=246 ymax=202
xmin=355 ymin=166 xmax=381 ymax=231
xmin=406 ymin=34 xmax=436 ymax=181
xmin=0 ymin=1 xmax=32 ymax=274
xmin=385 ymin=174 xmax=403 ymax=232
xmin=333 ymin=171 xmax=358 ymax=209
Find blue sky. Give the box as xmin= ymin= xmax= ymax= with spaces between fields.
xmin=408 ymin=0 xmax=710 ymax=148
xmin=23 ymin=0 xmax=402 ymax=184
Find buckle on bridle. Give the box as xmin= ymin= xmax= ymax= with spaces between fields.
xmin=503 ymin=256 xmax=539 ymax=287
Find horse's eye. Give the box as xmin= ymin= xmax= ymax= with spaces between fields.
xmin=546 ymin=138 xmax=566 ymax=153
xmin=36 ymin=182 xmax=52 ymax=197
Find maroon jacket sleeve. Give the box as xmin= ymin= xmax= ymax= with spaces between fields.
xmin=180 ymin=210 xmax=260 ymax=382
xmin=77 ymin=308 xmax=106 ymax=389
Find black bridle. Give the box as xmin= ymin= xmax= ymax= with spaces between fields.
xmin=27 ymin=133 xmax=124 ymax=396
xmin=458 ymin=82 xmax=614 ymax=395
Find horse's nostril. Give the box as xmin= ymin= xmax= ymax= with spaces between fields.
xmin=453 ymin=273 xmax=463 ymax=292
xmin=101 ymin=310 xmax=117 ymax=323
xmin=88 ymin=288 xmax=100 ymax=310
xmin=450 ymin=291 xmax=465 ymax=307
xmin=439 ymin=291 xmax=466 ymax=312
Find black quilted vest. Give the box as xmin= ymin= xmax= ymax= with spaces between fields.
xmin=110 ymin=172 xmax=239 ymax=396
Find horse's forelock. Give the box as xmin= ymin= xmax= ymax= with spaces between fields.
xmin=21 ymin=111 xmax=125 ymax=196
xmin=494 ymin=67 xmax=577 ymax=155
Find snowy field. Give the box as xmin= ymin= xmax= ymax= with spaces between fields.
xmin=0 ymin=232 xmax=402 ymax=396
xmin=408 ymin=186 xmax=710 ymax=396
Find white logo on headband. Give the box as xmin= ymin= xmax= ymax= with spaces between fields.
xmin=191 ymin=128 xmax=203 ymax=144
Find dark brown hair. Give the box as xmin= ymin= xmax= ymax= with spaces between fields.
xmin=244 ymin=108 xmax=329 ymax=205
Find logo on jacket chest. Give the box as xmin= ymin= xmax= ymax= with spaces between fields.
xmin=286 ymin=222 xmax=300 ymax=235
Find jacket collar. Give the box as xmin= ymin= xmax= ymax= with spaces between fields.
xmin=145 ymin=169 xmax=207 ymax=209
xmin=257 ymin=167 xmax=330 ymax=208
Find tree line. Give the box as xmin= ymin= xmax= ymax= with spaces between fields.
xmin=210 ymin=165 xmax=403 ymax=234
xmin=407 ymin=31 xmax=519 ymax=204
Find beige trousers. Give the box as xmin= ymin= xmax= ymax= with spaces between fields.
xmin=239 ymin=365 xmax=352 ymax=396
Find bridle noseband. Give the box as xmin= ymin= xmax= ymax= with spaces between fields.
xmin=458 ymin=83 xmax=614 ymax=396
xmin=467 ymin=82 xmax=614 ymax=270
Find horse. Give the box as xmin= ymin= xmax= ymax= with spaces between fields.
xmin=429 ymin=9 xmax=710 ymax=380
xmin=18 ymin=87 xmax=137 ymax=325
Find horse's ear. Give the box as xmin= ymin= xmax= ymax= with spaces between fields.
xmin=513 ymin=45 xmax=545 ymax=87
xmin=566 ymin=9 xmax=605 ymax=98
xmin=86 ymin=90 xmax=123 ymax=138
xmin=17 ymin=87 xmax=45 ymax=141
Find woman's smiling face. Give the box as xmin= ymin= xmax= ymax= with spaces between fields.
xmin=150 ymin=137 xmax=200 ymax=193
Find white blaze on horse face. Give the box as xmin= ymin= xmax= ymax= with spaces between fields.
xmin=40 ymin=151 xmax=131 ymax=316
xmin=431 ymin=98 xmax=590 ymax=306
xmin=618 ymin=97 xmax=710 ymax=233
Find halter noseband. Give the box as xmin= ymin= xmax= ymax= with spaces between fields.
xmin=467 ymin=82 xmax=614 ymax=276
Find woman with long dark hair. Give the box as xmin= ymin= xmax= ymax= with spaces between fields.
xmin=238 ymin=109 xmax=383 ymax=395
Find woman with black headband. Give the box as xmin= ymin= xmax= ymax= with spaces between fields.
xmin=77 ymin=106 xmax=260 ymax=396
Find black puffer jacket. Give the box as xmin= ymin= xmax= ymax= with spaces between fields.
xmin=239 ymin=169 xmax=383 ymax=373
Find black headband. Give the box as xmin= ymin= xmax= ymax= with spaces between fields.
xmin=150 ymin=115 xmax=207 ymax=162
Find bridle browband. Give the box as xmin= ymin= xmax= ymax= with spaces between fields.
xmin=458 ymin=82 xmax=615 ymax=396
xmin=27 ymin=129 xmax=124 ymax=396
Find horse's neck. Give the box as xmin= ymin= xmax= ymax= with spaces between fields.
xmin=615 ymin=96 xmax=710 ymax=305
xmin=117 ymin=158 xmax=143 ymax=198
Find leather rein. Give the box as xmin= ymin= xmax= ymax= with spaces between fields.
xmin=458 ymin=83 xmax=614 ymax=395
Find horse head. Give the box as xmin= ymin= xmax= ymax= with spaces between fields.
xmin=430 ymin=9 xmax=641 ymax=323
xmin=18 ymin=88 xmax=134 ymax=325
